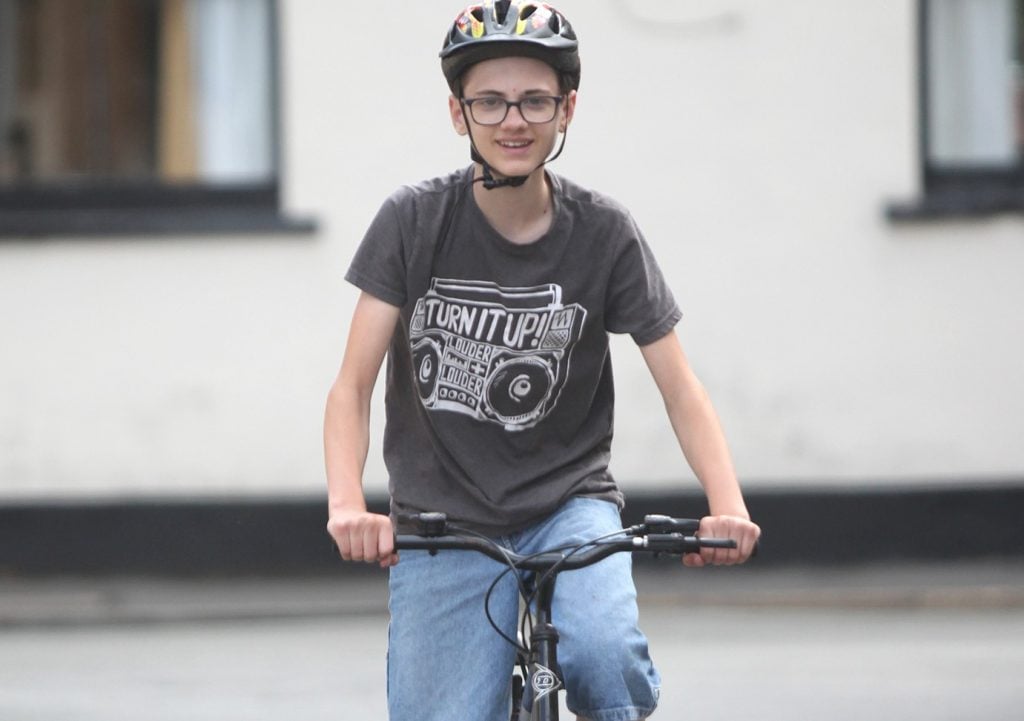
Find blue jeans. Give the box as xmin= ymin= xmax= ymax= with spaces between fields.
xmin=387 ymin=497 xmax=661 ymax=721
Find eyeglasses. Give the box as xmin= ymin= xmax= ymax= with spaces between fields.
xmin=461 ymin=95 xmax=564 ymax=126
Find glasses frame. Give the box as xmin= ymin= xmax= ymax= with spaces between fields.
xmin=461 ymin=95 xmax=566 ymax=126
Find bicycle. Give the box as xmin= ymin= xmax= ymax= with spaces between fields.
xmin=393 ymin=511 xmax=740 ymax=721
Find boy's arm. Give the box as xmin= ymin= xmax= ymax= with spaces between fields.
xmin=640 ymin=330 xmax=761 ymax=567
xmin=324 ymin=292 xmax=401 ymax=568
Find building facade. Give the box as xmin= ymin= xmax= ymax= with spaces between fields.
xmin=1 ymin=2 xmax=1022 ymax=570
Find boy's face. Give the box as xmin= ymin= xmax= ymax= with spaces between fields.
xmin=450 ymin=56 xmax=576 ymax=180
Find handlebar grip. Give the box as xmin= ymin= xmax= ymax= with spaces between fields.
xmin=699 ymin=538 xmax=738 ymax=549
xmin=642 ymin=534 xmax=738 ymax=554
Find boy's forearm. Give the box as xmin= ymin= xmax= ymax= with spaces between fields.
xmin=666 ymin=381 xmax=749 ymax=520
xmin=324 ymin=291 xmax=399 ymax=518
xmin=324 ymin=382 xmax=372 ymax=515
xmin=641 ymin=333 xmax=750 ymax=519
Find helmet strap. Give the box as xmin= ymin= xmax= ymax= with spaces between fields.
xmin=464 ymin=116 xmax=570 ymax=191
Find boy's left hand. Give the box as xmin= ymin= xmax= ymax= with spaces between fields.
xmin=683 ymin=515 xmax=761 ymax=567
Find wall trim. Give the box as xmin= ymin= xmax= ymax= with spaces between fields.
xmin=1 ymin=482 xmax=1021 ymax=577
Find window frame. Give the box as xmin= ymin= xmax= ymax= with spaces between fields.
xmin=889 ymin=0 xmax=1024 ymax=221
xmin=0 ymin=0 xmax=314 ymax=238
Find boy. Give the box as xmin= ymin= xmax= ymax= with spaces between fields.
xmin=324 ymin=3 xmax=761 ymax=720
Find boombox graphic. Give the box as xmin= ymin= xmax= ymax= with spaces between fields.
xmin=409 ymin=278 xmax=587 ymax=431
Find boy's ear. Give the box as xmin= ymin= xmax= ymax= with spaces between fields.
xmin=449 ymin=95 xmax=469 ymax=136
xmin=561 ymin=89 xmax=577 ymax=132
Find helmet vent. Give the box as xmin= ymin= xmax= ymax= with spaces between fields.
xmin=520 ymin=5 xmax=537 ymax=21
xmin=495 ymin=0 xmax=512 ymax=25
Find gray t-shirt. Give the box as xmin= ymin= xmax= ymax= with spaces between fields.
xmin=346 ymin=166 xmax=681 ymax=535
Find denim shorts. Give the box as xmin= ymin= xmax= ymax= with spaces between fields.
xmin=386 ymin=497 xmax=661 ymax=721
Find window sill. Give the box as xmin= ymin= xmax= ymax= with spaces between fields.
xmin=0 ymin=207 xmax=317 ymax=239
xmin=886 ymin=187 xmax=1024 ymax=222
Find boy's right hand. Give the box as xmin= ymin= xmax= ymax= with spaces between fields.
xmin=327 ymin=510 xmax=398 ymax=568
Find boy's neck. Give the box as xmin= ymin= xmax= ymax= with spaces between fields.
xmin=472 ymin=165 xmax=553 ymax=246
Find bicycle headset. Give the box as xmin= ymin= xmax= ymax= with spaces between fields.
xmin=440 ymin=1 xmax=581 ymax=190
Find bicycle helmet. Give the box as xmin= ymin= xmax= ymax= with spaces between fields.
xmin=440 ymin=1 xmax=581 ymax=95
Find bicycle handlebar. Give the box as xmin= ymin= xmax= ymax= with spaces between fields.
xmin=393 ymin=513 xmax=738 ymax=572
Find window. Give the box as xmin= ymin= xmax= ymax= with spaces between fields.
xmin=890 ymin=0 xmax=1024 ymax=219
xmin=0 ymin=0 xmax=312 ymax=236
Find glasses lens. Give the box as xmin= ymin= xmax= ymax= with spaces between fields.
xmin=470 ymin=97 xmax=508 ymax=125
xmin=520 ymin=96 xmax=558 ymax=123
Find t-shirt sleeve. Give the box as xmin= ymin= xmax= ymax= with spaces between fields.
xmin=344 ymin=191 xmax=409 ymax=308
xmin=604 ymin=215 xmax=682 ymax=346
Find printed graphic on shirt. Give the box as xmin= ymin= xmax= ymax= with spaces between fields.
xmin=410 ymin=278 xmax=587 ymax=431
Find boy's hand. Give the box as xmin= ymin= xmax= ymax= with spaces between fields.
xmin=327 ymin=510 xmax=398 ymax=568
xmin=683 ymin=515 xmax=760 ymax=567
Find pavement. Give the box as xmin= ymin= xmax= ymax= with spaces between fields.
xmin=2 ymin=562 xmax=1023 ymax=721
xmin=2 ymin=560 xmax=1023 ymax=627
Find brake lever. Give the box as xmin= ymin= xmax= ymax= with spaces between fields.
xmin=641 ymin=515 xmax=701 ymax=534
xmin=396 ymin=511 xmax=449 ymax=537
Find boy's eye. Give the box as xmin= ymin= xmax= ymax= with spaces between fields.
xmin=477 ymin=97 xmax=504 ymax=109
xmin=522 ymin=97 xmax=549 ymax=109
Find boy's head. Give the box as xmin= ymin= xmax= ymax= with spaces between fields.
xmin=440 ymin=1 xmax=580 ymax=99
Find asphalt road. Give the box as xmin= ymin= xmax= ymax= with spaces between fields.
xmin=2 ymin=565 xmax=1023 ymax=720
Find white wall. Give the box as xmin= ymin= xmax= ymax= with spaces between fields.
xmin=1 ymin=0 xmax=1022 ymax=502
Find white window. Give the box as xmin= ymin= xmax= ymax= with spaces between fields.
xmin=895 ymin=0 xmax=1024 ymax=219
xmin=926 ymin=0 xmax=1022 ymax=169
xmin=0 ymin=0 xmax=306 ymax=235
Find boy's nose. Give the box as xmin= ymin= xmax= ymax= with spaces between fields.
xmin=501 ymin=104 xmax=529 ymax=127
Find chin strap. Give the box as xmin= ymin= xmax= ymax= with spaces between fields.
xmin=472 ymin=146 xmax=529 ymax=189
xmin=481 ymin=164 xmax=528 ymax=189
xmin=466 ymin=121 xmax=570 ymax=191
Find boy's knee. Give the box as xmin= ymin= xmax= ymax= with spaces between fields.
xmin=568 ymin=626 xmax=645 ymax=667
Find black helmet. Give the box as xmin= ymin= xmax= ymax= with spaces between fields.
xmin=440 ymin=1 xmax=581 ymax=95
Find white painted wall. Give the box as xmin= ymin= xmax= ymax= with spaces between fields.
xmin=1 ymin=1 xmax=1022 ymax=501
